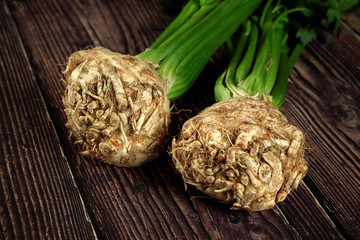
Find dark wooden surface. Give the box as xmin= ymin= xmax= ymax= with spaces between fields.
xmin=0 ymin=0 xmax=359 ymax=239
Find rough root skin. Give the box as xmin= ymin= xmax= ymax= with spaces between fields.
xmin=171 ymin=97 xmax=307 ymax=211
xmin=62 ymin=47 xmax=170 ymax=167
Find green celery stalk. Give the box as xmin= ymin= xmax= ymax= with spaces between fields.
xmin=137 ymin=0 xmax=263 ymax=101
xmin=214 ymin=1 xmax=326 ymax=108
xmin=234 ymin=22 xmax=259 ymax=85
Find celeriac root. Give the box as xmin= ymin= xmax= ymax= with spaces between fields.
xmin=63 ymin=47 xmax=170 ymax=167
xmin=171 ymin=97 xmax=307 ymax=211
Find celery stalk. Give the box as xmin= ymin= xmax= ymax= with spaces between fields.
xmin=137 ymin=0 xmax=262 ymax=100
xmin=214 ymin=1 xmax=327 ymax=108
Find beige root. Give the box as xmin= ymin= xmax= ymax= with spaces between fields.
xmin=171 ymin=97 xmax=307 ymax=211
xmin=63 ymin=47 xmax=170 ymax=167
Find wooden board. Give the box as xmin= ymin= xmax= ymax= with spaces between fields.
xmin=0 ymin=1 xmax=97 ymax=239
xmin=1 ymin=0 xmax=359 ymax=239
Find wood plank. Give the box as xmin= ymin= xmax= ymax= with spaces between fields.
xmin=0 ymin=2 xmax=97 ymax=239
xmin=343 ymin=7 xmax=360 ymax=34
xmin=7 ymin=0 xmax=357 ymax=238
xmin=281 ymin=17 xmax=360 ymax=238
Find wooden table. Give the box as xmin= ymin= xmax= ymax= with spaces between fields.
xmin=1 ymin=0 xmax=359 ymax=239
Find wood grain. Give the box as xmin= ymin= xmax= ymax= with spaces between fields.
xmin=343 ymin=7 xmax=360 ymax=34
xmin=0 ymin=1 xmax=97 ymax=239
xmin=2 ymin=0 xmax=359 ymax=239
xmin=281 ymin=18 xmax=360 ymax=239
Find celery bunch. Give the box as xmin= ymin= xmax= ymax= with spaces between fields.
xmin=215 ymin=0 xmax=359 ymax=108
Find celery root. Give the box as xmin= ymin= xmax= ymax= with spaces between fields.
xmin=170 ymin=0 xmax=350 ymax=210
xmin=62 ymin=0 xmax=262 ymax=167
xmin=63 ymin=48 xmax=170 ymax=167
xmin=172 ymin=97 xmax=307 ymax=211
